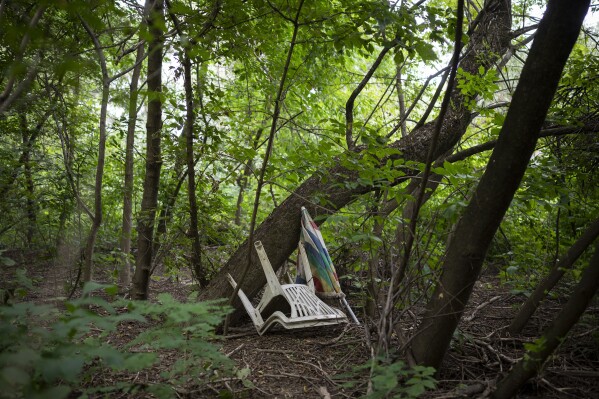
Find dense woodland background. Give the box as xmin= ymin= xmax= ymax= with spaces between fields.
xmin=1 ymin=0 xmax=599 ymax=397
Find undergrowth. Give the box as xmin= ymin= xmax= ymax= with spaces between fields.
xmin=0 ymin=273 xmax=236 ymax=398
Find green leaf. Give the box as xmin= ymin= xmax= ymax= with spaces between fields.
xmin=0 ymin=256 xmax=16 ymax=266
xmin=82 ymin=281 xmax=109 ymax=296
xmin=104 ymin=285 xmax=119 ymax=296
xmin=38 ymin=356 xmax=85 ymax=383
xmin=415 ymin=42 xmax=437 ymax=62
xmin=404 ymin=382 xmax=425 ymax=397
xmin=120 ymin=353 xmax=157 ymax=371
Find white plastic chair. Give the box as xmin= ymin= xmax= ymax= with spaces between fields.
xmin=227 ymin=241 xmax=347 ymax=335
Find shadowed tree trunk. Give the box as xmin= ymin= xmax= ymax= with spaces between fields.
xmin=509 ymin=216 xmax=599 ymax=334
xmin=131 ymin=0 xmax=165 ymax=300
xmin=18 ymin=114 xmax=36 ymax=245
xmin=234 ymin=125 xmax=265 ymax=226
xmin=119 ymin=40 xmax=146 ymax=292
xmin=79 ymin=16 xmax=110 ymax=283
xmin=201 ymin=0 xmax=512 ymax=322
xmin=166 ymin=1 xmax=208 ymax=287
xmin=182 ymin=56 xmax=204 ymax=286
xmin=409 ymin=0 xmax=589 ymax=369
xmin=492 ymin=240 xmax=599 ymax=398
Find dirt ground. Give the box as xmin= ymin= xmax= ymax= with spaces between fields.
xmin=5 ymin=251 xmax=599 ymax=398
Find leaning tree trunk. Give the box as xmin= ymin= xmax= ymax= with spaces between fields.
xmin=409 ymin=0 xmax=589 ymax=369
xmin=131 ymin=0 xmax=165 ymax=300
xmin=509 ymin=216 xmax=599 ymax=334
xmin=200 ymin=0 xmax=512 ymax=322
xmin=492 ymin=240 xmax=599 ymax=399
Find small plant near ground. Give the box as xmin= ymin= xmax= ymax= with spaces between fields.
xmin=338 ymin=356 xmax=437 ymax=398
xmin=0 ymin=278 xmax=234 ymax=398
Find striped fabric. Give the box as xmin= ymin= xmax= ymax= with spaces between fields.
xmin=296 ymin=207 xmax=343 ymax=297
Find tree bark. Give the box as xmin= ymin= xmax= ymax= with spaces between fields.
xmin=509 ymin=216 xmax=599 ymax=334
xmin=79 ymin=16 xmax=110 ymax=283
xmin=119 ymin=42 xmax=145 ymax=291
xmin=131 ymin=0 xmax=165 ymax=300
xmin=409 ymin=0 xmax=589 ymax=369
xmin=395 ymin=63 xmax=407 ymax=137
xmin=181 ymin=50 xmax=205 ymax=286
xmin=18 ymin=114 xmax=36 ymax=245
xmin=234 ymin=125 xmax=265 ymax=226
xmin=201 ymin=0 xmax=512 ymax=322
xmin=492 ymin=240 xmax=599 ymax=399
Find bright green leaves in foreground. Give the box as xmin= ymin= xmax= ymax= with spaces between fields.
xmin=456 ymin=66 xmax=499 ymax=111
xmin=0 ymin=281 xmax=233 ymax=398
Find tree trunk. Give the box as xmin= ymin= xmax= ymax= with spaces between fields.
xmin=151 ymin=167 xmax=186 ymax=271
xmin=395 ymin=63 xmax=407 ymax=137
xmin=201 ymin=0 xmax=512 ymax=322
xmin=131 ymin=0 xmax=165 ymax=300
xmin=164 ymin=0 xmax=207 ymax=286
xmin=18 ymin=114 xmax=36 ymax=245
xmin=119 ymin=43 xmax=145 ymax=291
xmin=181 ymin=53 xmax=206 ymax=286
xmin=509 ymin=216 xmax=599 ymax=334
xmin=234 ymin=125 xmax=265 ymax=226
xmin=409 ymin=0 xmax=589 ymax=369
xmin=79 ymin=16 xmax=111 ymax=283
xmin=492 ymin=240 xmax=599 ymax=399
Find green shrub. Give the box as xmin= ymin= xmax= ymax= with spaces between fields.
xmin=339 ymin=356 xmax=436 ymax=398
xmin=0 ymin=278 xmax=233 ymax=398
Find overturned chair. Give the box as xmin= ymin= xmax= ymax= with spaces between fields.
xmin=227 ymin=241 xmax=347 ymax=335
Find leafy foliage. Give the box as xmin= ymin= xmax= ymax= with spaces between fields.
xmin=0 ymin=280 xmax=233 ymax=398
xmin=339 ymin=357 xmax=436 ymax=398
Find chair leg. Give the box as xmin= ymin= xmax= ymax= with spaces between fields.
xmin=226 ymin=273 xmax=264 ymax=329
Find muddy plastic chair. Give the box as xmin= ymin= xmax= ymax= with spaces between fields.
xmin=227 ymin=241 xmax=347 ymax=335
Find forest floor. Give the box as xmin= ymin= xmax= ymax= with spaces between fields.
xmin=6 ymin=250 xmax=599 ymax=399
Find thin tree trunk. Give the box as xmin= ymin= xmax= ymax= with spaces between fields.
xmin=79 ymin=17 xmax=110 ymax=283
xmin=152 ymin=168 xmax=185 ymax=270
xmin=18 ymin=114 xmax=36 ymax=245
xmin=166 ymin=2 xmax=207 ymax=287
xmin=395 ymin=63 xmax=407 ymax=137
xmin=201 ymin=0 xmax=512 ymax=323
xmin=409 ymin=0 xmax=589 ymax=369
xmin=131 ymin=0 xmax=165 ymax=300
xmin=119 ymin=43 xmax=145 ymax=291
xmin=492 ymin=240 xmax=599 ymax=399
xmin=509 ymin=216 xmax=599 ymax=334
xmin=183 ymin=56 xmax=205 ymax=286
xmin=234 ymin=126 xmax=265 ymax=226
xmin=182 ymin=56 xmax=204 ymax=286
